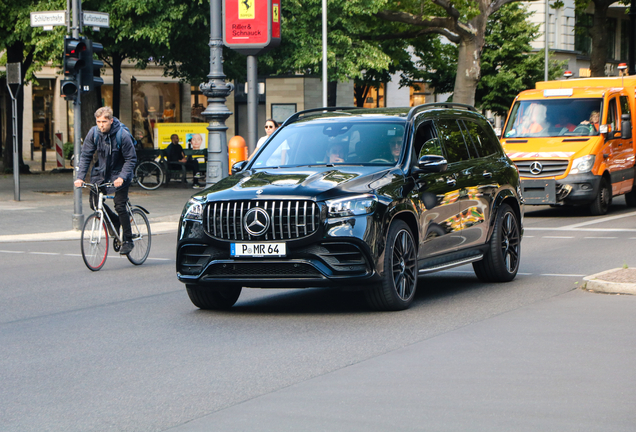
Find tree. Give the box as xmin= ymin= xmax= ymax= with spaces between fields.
xmin=476 ymin=2 xmax=565 ymax=115
xmin=0 ymin=0 xmax=66 ymax=173
xmin=373 ymin=0 xmax=531 ymax=105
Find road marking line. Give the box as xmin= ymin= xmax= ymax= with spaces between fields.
xmin=526 ymin=227 xmax=636 ymax=232
xmin=30 ymin=252 xmax=60 ymax=255
xmin=541 ymin=273 xmax=585 ymax=277
xmin=543 ymin=236 xmax=574 ymax=239
xmin=557 ymin=211 xmax=636 ymax=229
xmin=583 ymin=236 xmax=617 ymax=239
xmin=0 ymin=250 xmax=25 ymax=253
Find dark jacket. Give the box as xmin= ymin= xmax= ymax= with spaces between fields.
xmin=76 ymin=117 xmax=137 ymax=188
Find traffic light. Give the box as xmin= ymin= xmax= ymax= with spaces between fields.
xmin=61 ymin=37 xmax=86 ymax=100
xmin=80 ymin=39 xmax=104 ymax=93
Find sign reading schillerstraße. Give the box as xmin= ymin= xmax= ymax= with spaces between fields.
xmin=30 ymin=10 xmax=66 ymax=27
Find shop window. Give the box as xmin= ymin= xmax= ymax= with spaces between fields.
xmin=190 ymin=85 xmax=207 ymax=123
xmin=32 ymin=79 xmax=54 ymax=149
xmin=410 ymin=83 xmax=429 ymax=107
xmin=132 ymin=81 xmax=180 ymax=148
xmin=101 ymin=85 xmax=113 ymax=110
xmin=354 ymin=84 xmax=385 ymax=108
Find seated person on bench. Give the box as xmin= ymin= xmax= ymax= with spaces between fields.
xmin=165 ymin=133 xmax=204 ymax=189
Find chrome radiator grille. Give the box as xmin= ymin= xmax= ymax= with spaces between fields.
xmin=514 ymin=159 xmax=569 ymax=178
xmin=205 ymin=200 xmax=321 ymax=240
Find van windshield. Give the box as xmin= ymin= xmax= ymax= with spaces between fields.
xmin=251 ymin=121 xmax=406 ymax=168
xmin=504 ymin=99 xmax=603 ymax=138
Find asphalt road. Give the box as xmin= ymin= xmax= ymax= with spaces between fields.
xmin=1 ymin=202 xmax=635 ymax=431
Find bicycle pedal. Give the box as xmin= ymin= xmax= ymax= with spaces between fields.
xmin=113 ymin=238 xmax=121 ymax=252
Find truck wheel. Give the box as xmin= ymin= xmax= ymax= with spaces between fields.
xmin=365 ymin=220 xmax=417 ymax=311
xmin=625 ymin=189 xmax=636 ymax=207
xmin=186 ymin=284 xmax=242 ymax=310
xmin=590 ymin=177 xmax=611 ymax=215
xmin=473 ymin=203 xmax=520 ymax=283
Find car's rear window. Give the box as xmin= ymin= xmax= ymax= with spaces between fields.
xmin=251 ymin=121 xmax=406 ymax=168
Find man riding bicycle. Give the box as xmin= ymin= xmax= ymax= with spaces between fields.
xmin=74 ymin=107 xmax=137 ymax=255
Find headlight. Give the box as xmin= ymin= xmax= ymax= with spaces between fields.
xmin=183 ymin=198 xmax=204 ymax=221
xmin=326 ymin=194 xmax=378 ymax=218
xmin=570 ymin=155 xmax=595 ymax=174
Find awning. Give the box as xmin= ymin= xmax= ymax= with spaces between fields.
xmin=132 ymin=76 xmax=180 ymax=83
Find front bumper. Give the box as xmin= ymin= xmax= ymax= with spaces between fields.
xmin=521 ymin=173 xmax=600 ymax=205
xmin=176 ymin=216 xmax=381 ymax=289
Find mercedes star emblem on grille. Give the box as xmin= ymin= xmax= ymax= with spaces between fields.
xmin=244 ymin=207 xmax=270 ymax=236
xmin=529 ymin=161 xmax=543 ymax=175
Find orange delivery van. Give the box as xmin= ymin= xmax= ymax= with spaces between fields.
xmin=500 ymin=76 xmax=636 ymax=215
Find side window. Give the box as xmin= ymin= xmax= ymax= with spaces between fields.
xmin=435 ymin=118 xmax=470 ymax=163
xmin=608 ymin=98 xmax=618 ymax=131
xmin=413 ymin=121 xmax=442 ymax=160
xmin=620 ymin=95 xmax=631 ymax=116
xmin=462 ymin=120 xmax=501 ymax=157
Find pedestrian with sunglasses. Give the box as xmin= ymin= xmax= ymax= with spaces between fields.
xmin=256 ymin=119 xmax=279 ymax=150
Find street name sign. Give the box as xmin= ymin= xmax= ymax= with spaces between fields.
xmin=83 ymin=11 xmax=110 ymax=29
xmin=30 ymin=10 xmax=66 ymax=30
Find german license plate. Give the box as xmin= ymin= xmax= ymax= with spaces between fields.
xmin=231 ymin=242 xmax=286 ymax=257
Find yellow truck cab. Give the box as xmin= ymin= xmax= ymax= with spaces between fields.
xmin=501 ymin=76 xmax=636 ymax=215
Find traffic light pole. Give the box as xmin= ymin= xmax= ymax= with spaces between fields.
xmin=200 ymin=0 xmax=233 ymax=185
xmin=71 ymin=0 xmax=83 ymax=230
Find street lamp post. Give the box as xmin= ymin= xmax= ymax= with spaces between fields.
xmin=201 ymin=0 xmax=234 ymax=185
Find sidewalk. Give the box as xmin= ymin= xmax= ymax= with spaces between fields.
xmin=0 ymin=154 xmax=197 ymax=242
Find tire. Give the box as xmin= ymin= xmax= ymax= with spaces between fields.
xmin=589 ymin=176 xmax=611 ymax=215
xmin=81 ymin=213 xmax=109 ymax=271
xmin=365 ymin=220 xmax=417 ymax=311
xmin=473 ymin=203 xmax=520 ymax=282
xmin=126 ymin=209 xmax=151 ymax=265
xmin=136 ymin=161 xmax=164 ymax=190
xmin=186 ymin=284 xmax=242 ymax=310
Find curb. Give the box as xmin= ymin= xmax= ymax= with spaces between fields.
xmin=583 ymin=268 xmax=636 ymax=295
xmin=0 ymin=221 xmax=178 ymax=243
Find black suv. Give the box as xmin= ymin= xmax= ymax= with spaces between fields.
xmin=177 ymin=104 xmax=523 ymax=311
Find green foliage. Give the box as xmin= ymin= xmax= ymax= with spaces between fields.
xmin=476 ymin=3 xmax=565 ymax=116
xmin=63 ymin=142 xmax=74 ymax=160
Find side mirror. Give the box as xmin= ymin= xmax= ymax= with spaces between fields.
xmin=622 ymin=113 xmax=632 ymax=139
xmin=231 ymin=160 xmax=248 ymax=175
xmin=413 ymin=154 xmax=447 ymax=174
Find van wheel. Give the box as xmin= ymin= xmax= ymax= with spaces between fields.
xmin=590 ymin=177 xmax=611 ymax=215
xmin=473 ymin=204 xmax=520 ymax=283
xmin=365 ymin=220 xmax=417 ymax=311
xmin=625 ymin=188 xmax=636 ymax=207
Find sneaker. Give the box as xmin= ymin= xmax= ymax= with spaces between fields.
xmin=192 ymin=184 xmax=203 ymax=189
xmin=194 ymin=172 xmax=205 ymax=179
xmin=120 ymin=241 xmax=134 ymax=255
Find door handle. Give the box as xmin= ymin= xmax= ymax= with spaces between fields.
xmin=483 ymin=172 xmax=492 ymax=178
xmin=446 ymin=178 xmax=456 ymax=186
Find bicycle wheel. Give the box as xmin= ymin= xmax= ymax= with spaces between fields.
xmin=127 ymin=208 xmax=151 ymax=265
xmin=135 ymin=160 xmax=164 ymax=190
xmin=81 ymin=213 xmax=109 ymax=271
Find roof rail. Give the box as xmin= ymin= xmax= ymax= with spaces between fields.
xmin=406 ymin=102 xmax=479 ymax=121
xmin=282 ymin=106 xmax=357 ymax=126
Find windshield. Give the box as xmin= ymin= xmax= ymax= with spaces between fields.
xmin=250 ymin=121 xmax=406 ymax=169
xmin=504 ymin=98 xmax=603 ymax=138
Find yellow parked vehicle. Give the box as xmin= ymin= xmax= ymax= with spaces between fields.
xmin=501 ymin=76 xmax=636 ymax=215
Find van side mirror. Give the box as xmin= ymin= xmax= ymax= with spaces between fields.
xmin=621 ymin=113 xmax=632 ymax=139
xmin=231 ymin=160 xmax=248 ymax=175
xmin=413 ymin=155 xmax=447 ymax=174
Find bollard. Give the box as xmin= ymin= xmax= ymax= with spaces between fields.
xmin=30 ymin=139 xmax=34 ymax=161
xmin=228 ymin=135 xmax=248 ymax=174
xmin=41 ymin=138 xmax=46 ymax=172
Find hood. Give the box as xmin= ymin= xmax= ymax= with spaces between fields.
xmin=194 ymin=166 xmax=395 ymax=202
xmin=501 ymin=136 xmax=601 ymax=160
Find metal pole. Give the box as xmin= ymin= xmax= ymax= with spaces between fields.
xmin=201 ymin=0 xmax=233 ymax=185
xmin=630 ymin=0 xmax=636 ymax=75
xmin=12 ymin=95 xmax=19 ymax=200
xmin=71 ymin=0 xmax=84 ymax=229
xmin=247 ymin=55 xmax=258 ymax=155
xmin=544 ymin=0 xmax=549 ymax=81
xmin=322 ymin=0 xmax=327 ymax=107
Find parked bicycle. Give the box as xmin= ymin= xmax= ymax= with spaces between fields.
xmin=133 ymin=149 xmax=164 ymax=190
xmin=80 ymin=182 xmax=152 ymax=271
